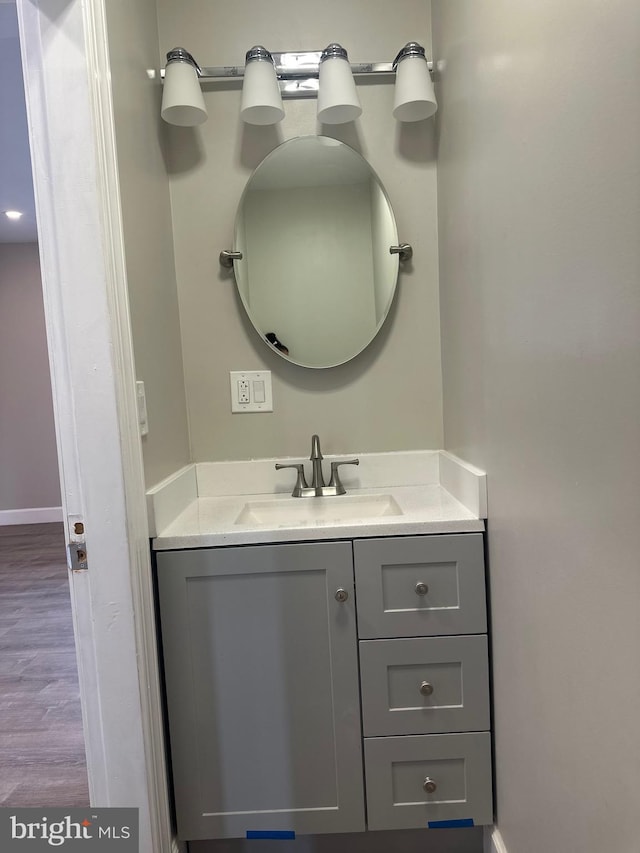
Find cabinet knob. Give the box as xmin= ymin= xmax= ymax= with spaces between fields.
xmin=415 ymin=582 xmax=429 ymax=596
xmin=335 ymin=588 xmax=349 ymax=603
xmin=419 ymin=681 xmax=434 ymax=696
xmin=423 ymin=777 xmax=437 ymax=794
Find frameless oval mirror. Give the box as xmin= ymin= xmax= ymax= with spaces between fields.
xmin=232 ymin=136 xmax=400 ymax=368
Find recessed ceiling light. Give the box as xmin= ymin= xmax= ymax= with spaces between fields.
xmin=4 ymin=210 xmax=23 ymax=220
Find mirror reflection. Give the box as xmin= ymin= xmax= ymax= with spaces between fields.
xmin=233 ymin=136 xmax=399 ymax=368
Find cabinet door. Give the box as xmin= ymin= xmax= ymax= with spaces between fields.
xmin=354 ymin=535 xmax=486 ymax=638
xmin=156 ymin=541 xmax=365 ymax=840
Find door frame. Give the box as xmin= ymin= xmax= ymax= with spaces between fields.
xmin=16 ymin=1 xmax=173 ymax=850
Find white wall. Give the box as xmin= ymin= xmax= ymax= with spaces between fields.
xmin=104 ymin=0 xmax=191 ymax=488
xmin=156 ymin=0 xmax=442 ymax=461
xmin=0 ymin=243 xmax=60 ymax=512
xmin=432 ymin=3 xmax=640 ymax=852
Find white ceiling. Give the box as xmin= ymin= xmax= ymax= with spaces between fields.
xmin=0 ymin=0 xmax=37 ymax=242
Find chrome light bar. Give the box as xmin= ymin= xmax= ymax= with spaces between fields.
xmin=160 ymin=49 xmax=433 ymax=98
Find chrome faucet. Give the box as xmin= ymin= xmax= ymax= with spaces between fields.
xmin=276 ymin=434 xmax=359 ymax=497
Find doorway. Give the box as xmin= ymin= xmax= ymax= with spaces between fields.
xmin=0 ymin=0 xmax=88 ymax=808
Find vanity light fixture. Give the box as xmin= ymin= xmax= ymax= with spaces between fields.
xmin=4 ymin=210 xmax=23 ymax=220
xmin=240 ymin=46 xmax=285 ymax=126
xmin=161 ymin=47 xmax=208 ymax=126
xmin=392 ymin=42 xmax=437 ymax=121
xmin=317 ymin=44 xmax=362 ymax=125
xmin=160 ymin=42 xmax=436 ymax=127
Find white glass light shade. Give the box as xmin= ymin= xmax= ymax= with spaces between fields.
xmin=393 ymin=55 xmax=437 ymax=122
xmin=161 ymin=60 xmax=207 ymax=126
xmin=317 ymin=56 xmax=362 ymax=125
xmin=240 ymin=60 xmax=285 ymax=125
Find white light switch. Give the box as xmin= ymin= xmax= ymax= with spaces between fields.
xmin=230 ymin=371 xmax=273 ymax=413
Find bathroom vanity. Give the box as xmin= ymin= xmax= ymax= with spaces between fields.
xmin=151 ymin=451 xmax=493 ymax=842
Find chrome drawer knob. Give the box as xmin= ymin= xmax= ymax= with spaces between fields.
xmin=419 ymin=681 xmax=434 ymax=696
xmin=415 ymin=582 xmax=429 ymax=596
xmin=423 ymin=777 xmax=437 ymax=794
xmin=335 ymin=588 xmax=349 ymax=603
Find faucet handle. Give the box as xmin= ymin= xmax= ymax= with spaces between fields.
xmin=275 ymin=463 xmax=310 ymax=498
xmin=328 ymin=459 xmax=360 ymax=496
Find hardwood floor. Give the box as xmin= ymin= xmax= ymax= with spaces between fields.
xmin=0 ymin=523 xmax=89 ymax=807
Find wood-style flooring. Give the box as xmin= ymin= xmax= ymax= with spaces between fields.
xmin=0 ymin=523 xmax=89 ymax=807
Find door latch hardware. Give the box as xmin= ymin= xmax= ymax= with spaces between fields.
xmin=68 ymin=541 xmax=88 ymax=571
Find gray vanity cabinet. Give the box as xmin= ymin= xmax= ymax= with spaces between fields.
xmin=156 ymin=541 xmax=365 ymax=841
xmin=156 ymin=532 xmax=493 ymax=841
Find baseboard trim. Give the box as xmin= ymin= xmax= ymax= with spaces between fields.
xmin=484 ymin=826 xmax=509 ymax=853
xmin=0 ymin=506 xmax=63 ymax=526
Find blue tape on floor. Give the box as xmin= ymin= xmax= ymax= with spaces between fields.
xmin=246 ymin=830 xmax=296 ymax=840
xmin=428 ymin=818 xmax=475 ymax=829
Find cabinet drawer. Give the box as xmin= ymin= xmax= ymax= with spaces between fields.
xmin=359 ymin=635 xmax=490 ymax=736
xmin=364 ymin=732 xmax=493 ymax=830
xmin=354 ymin=535 xmax=486 ymax=638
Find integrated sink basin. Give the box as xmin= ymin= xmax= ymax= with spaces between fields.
xmin=235 ymin=493 xmax=403 ymax=528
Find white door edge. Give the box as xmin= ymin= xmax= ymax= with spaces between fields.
xmin=16 ymin=2 xmax=175 ymax=851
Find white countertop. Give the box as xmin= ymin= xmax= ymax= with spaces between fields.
xmin=152 ymin=483 xmax=484 ymax=550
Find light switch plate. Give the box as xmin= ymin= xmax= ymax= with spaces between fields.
xmin=229 ymin=371 xmax=273 ymax=413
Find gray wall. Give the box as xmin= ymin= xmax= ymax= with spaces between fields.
xmin=105 ymin=0 xmax=191 ymax=488
xmin=157 ymin=0 xmax=443 ymax=462
xmin=432 ymin=3 xmax=640 ymax=852
xmin=0 ymin=243 xmax=60 ymax=510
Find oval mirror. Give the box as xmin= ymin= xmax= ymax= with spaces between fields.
xmin=232 ymin=136 xmax=400 ymax=368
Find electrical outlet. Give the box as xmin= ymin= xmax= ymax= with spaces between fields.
xmin=230 ymin=371 xmax=273 ymax=413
